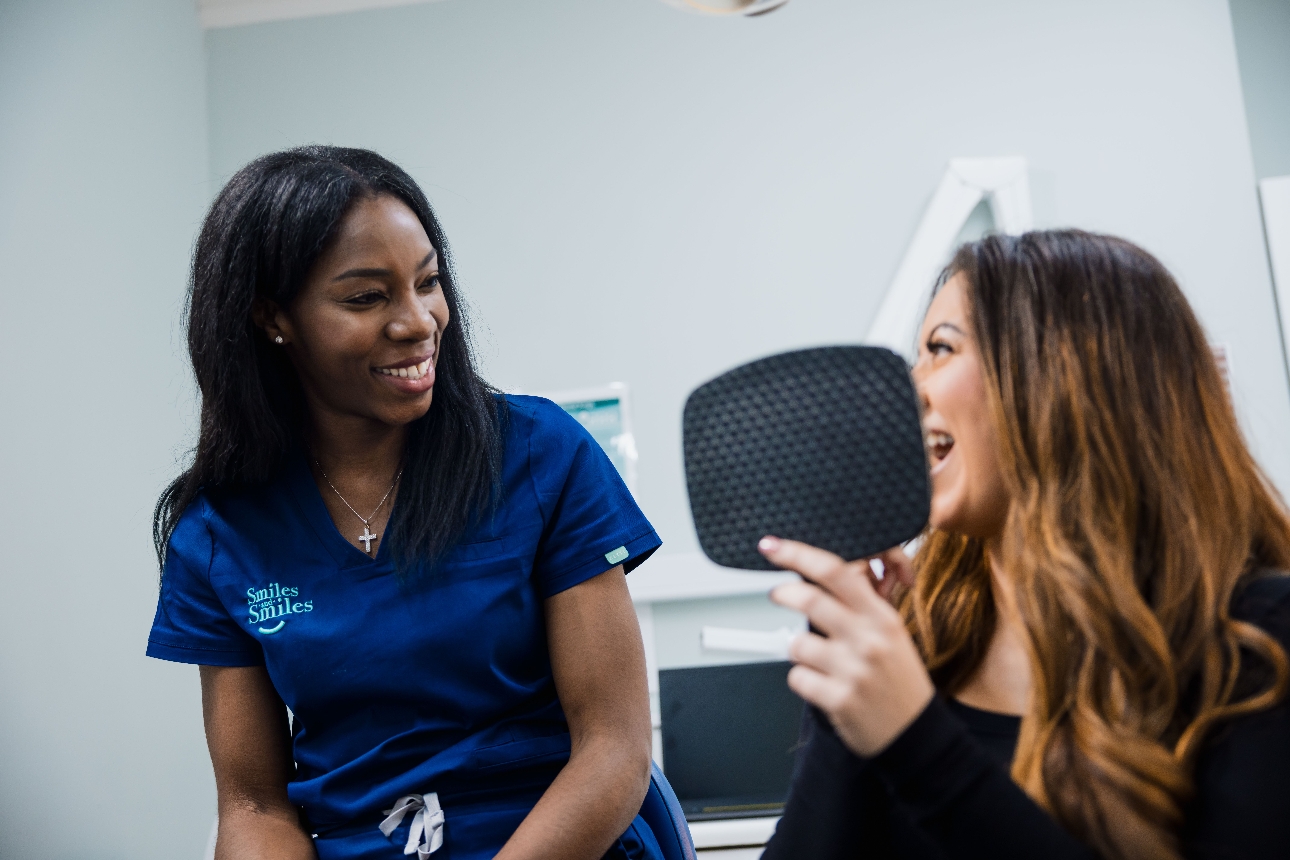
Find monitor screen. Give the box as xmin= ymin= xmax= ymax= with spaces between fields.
xmin=659 ymin=661 xmax=805 ymax=820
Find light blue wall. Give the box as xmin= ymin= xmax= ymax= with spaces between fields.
xmin=207 ymin=0 xmax=1290 ymax=555
xmin=1231 ymin=0 xmax=1290 ymax=181
xmin=0 ymin=1 xmax=214 ymax=857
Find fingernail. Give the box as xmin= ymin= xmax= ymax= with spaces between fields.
xmin=758 ymin=536 xmax=780 ymax=554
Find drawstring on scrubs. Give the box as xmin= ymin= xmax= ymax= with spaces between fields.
xmin=379 ymin=793 xmax=445 ymax=858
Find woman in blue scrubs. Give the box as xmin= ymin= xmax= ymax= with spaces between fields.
xmin=148 ymin=147 xmax=665 ymax=860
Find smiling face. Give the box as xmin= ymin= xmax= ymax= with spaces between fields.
xmin=911 ymin=274 xmax=1010 ymax=539
xmin=258 ymin=193 xmax=449 ymax=430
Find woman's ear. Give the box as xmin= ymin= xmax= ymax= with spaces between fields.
xmin=251 ymin=297 xmax=290 ymax=345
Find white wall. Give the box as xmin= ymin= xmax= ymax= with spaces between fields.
xmin=0 ymin=1 xmax=214 ymax=857
xmin=206 ymin=0 xmax=1290 ymax=555
xmin=1 ymin=2 xmax=1287 ymax=856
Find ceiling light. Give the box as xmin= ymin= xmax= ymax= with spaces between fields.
xmin=660 ymin=0 xmax=790 ymax=17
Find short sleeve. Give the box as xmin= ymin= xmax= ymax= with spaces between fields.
xmin=520 ymin=397 xmax=662 ymax=598
xmin=146 ymin=497 xmax=264 ymax=667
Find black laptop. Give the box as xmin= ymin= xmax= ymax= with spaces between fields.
xmin=659 ymin=661 xmax=805 ymax=821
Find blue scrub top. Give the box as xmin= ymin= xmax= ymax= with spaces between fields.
xmin=147 ymin=396 xmax=663 ymax=859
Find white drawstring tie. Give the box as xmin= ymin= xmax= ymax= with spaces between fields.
xmin=379 ymin=792 xmax=444 ymax=859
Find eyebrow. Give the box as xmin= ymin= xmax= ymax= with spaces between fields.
xmin=332 ymin=250 xmax=438 ymax=282
xmin=927 ymin=322 xmax=966 ymax=338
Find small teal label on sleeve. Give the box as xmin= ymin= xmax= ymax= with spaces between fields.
xmin=605 ymin=546 xmax=629 ymax=565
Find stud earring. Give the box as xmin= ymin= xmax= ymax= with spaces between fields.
xmin=274 ymin=336 xmax=284 ymax=344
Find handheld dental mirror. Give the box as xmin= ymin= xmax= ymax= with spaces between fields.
xmin=683 ymin=345 xmax=930 ymax=571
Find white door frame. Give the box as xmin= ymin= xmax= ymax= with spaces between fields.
xmin=1259 ymin=176 xmax=1290 ymax=381
xmin=866 ymin=157 xmax=1034 ymax=357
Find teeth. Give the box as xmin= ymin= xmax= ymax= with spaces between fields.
xmin=925 ymin=431 xmax=954 ymax=457
xmin=377 ymin=359 xmax=432 ymax=380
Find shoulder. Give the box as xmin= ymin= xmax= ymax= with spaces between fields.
xmin=498 ymin=394 xmax=640 ymax=526
xmin=163 ymin=492 xmax=219 ymax=580
xmin=502 ymin=393 xmax=581 ymax=428
xmin=1221 ymin=571 xmax=1290 ymax=714
xmin=1232 ymin=571 xmax=1290 ymax=647
xmin=1185 ymin=573 xmax=1290 ymax=852
xmin=169 ymin=492 xmax=215 ymax=548
xmin=500 ymin=394 xmax=593 ymax=449
xmin=164 ymin=477 xmax=285 ymax=574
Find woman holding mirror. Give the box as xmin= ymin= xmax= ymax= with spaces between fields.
xmin=761 ymin=230 xmax=1290 ymax=859
xmin=146 ymin=147 xmax=664 ymax=860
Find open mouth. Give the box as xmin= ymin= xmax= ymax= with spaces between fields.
xmin=376 ymin=358 xmax=432 ymax=380
xmin=925 ymin=430 xmax=955 ymax=464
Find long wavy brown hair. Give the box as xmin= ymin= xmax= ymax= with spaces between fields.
xmin=901 ymin=230 xmax=1290 ymax=860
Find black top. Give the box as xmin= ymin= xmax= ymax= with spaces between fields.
xmin=762 ymin=574 xmax=1290 ymax=860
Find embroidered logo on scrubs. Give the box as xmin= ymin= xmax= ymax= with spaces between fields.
xmin=247 ymin=583 xmax=313 ymax=634
xmin=604 ymin=546 xmax=629 ymax=565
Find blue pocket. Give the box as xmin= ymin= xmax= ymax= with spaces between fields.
xmin=470 ymin=732 xmax=572 ymax=771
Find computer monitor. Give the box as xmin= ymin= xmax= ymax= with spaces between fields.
xmin=659 ymin=660 xmax=805 ymax=821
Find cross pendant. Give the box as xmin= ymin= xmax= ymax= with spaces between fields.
xmin=358 ymin=524 xmax=377 ymax=553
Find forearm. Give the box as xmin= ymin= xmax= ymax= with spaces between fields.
xmin=763 ymin=707 xmax=897 ymax=860
xmin=201 ymin=665 xmax=311 ymax=859
xmin=494 ymin=732 xmax=651 ymax=860
xmin=214 ymin=803 xmax=317 ymax=860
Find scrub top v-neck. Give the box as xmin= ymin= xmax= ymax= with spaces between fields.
xmin=147 ymin=395 xmax=663 ymax=859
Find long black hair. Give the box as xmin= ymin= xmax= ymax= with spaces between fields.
xmin=154 ymin=146 xmax=502 ymax=576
